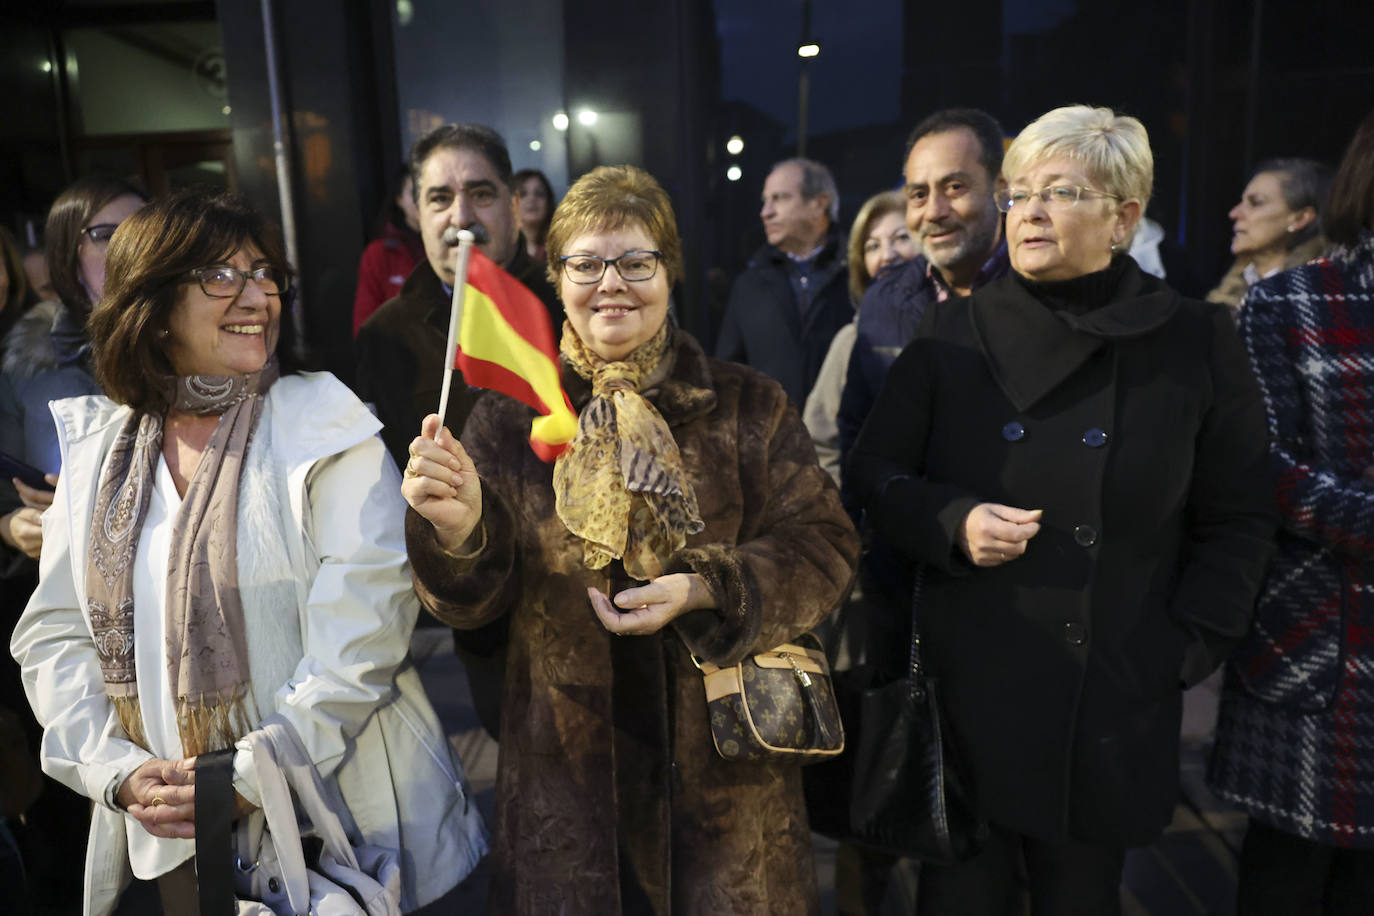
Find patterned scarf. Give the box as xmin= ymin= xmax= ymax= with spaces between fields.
xmin=86 ymin=362 xmax=279 ymax=755
xmin=554 ymin=322 xmax=704 ymax=580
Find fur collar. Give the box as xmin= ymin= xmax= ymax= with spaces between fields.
xmin=1 ymin=300 xmax=61 ymax=379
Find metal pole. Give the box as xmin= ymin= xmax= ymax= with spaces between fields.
xmin=797 ymin=65 xmax=810 ymax=158
xmin=260 ymin=0 xmax=305 ymax=353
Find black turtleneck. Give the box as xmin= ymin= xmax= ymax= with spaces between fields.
xmin=1012 ymin=255 xmax=1133 ymax=317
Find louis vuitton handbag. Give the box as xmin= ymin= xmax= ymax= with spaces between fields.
xmin=692 ymin=632 xmax=845 ymax=763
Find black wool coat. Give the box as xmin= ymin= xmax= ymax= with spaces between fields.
xmin=848 ymin=260 xmax=1277 ymax=845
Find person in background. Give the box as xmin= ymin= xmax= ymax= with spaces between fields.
xmin=0 ymin=177 xmax=146 ymax=913
xmin=1206 ymin=157 xmax=1331 ymax=312
xmin=10 ymin=188 xmax=487 ymax=915
xmin=804 ymin=190 xmax=916 ymax=486
xmin=352 ymin=165 xmax=426 ymax=337
xmin=401 ymin=164 xmax=858 ymax=914
xmin=848 ymin=105 xmax=1275 ymax=914
xmin=356 ymin=123 xmax=561 ymax=472
xmin=513 ymin=168 xmax=555 ymax=263
xmin=21 ymin=245 xmax=54 ymax=304
xmin=716 ymin=157 xmax=852 ymax=405
xmin=1208 ymin=110 xmax=1374 ymax=916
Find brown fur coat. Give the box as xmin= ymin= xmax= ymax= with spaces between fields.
xmin=407 ymin=329 xmax=860 ymax=915
xmin=1205 ymin=234 xmax=1328 ymax=311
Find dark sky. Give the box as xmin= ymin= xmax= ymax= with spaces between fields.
xmin=717 ymin=0 xmax=904 ymax=139
xmin=717 ymin=0 xmax=1082 ymax=140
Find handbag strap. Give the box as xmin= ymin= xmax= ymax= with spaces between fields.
xmin=194 ymin=747 xmax=238 ymax=916
xmin=257 ymin=716 xmax=364 ymax=870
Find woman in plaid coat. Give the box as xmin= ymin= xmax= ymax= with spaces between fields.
xmin=1209 ymin=111 xmax=1374 ymax=914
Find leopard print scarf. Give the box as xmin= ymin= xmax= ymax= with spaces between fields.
xmin=554 ymin=321 xmax=703 ymax=580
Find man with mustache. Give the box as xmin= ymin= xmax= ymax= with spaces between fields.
xmin=716 ymin=157 xmax=852 ymax=405
xmin=838 ymin=108 xmax=1010 ymax=466
xmin=355 ymin=123 xmax=557 ymax=742
xmin=356 ymin=122 xmax=559 ymax=473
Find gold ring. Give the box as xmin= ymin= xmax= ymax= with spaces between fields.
xmin=151 ymin=795 xmax=166 ymax=807
xmin=405 ymin=457 xmax=419 ymax=478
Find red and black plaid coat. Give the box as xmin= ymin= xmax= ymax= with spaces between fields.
xmin=1210 ymin=232 xmax=1374 ymax=848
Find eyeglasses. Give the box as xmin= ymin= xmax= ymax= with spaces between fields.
xmin=559 ymin=250 xmax=663 ymax=285
xmin=81 ymin=223 xmax=120 ymax=247
xmin=187 ymin=264 xmax=289 ymax=298
xmin=993 ymin=186 xmax=1121 ymax=213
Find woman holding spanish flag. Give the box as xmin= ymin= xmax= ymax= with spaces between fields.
xmin=401 ymin=164 xmax=859 ymax=915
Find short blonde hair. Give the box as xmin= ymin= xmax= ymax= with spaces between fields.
xmin=846 ymin=190 xmax=906 ymax=305
xmin=1002 ymin=105 xmax=1153 ymax=211
xmin=546 ymin=165 xmax=683 ymax=291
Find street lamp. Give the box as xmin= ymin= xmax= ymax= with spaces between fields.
xmin=726 ymin=135 xmax=744 ymax=155
xmin=552 ymin=112 xmax=569 ymax=131
xmin=727 ymin=165 xmax=742 ymax=182
xmin=797 ymin=43 xmax=820 ymax=58
xmin=576 ymin=108 xmax=598 ymax=126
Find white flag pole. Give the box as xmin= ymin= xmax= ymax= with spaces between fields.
xmin=436 ymin=228 xmax=475 ymax=437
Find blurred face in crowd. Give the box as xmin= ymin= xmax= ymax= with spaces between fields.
xmin=558 ymin=221 xmax=669 ymax=362
xmin=760 ymin=163 xmax=830 ymax=256
xmin=518 ymin=176 xmax=551 ymax=228
xmin=396 ymin=175 xmax=420 ymax=232
xmin=1004 ymin=155 xmax=1139 ymax=283
xmin=23 ymin=250 xmax=53 ymax=301
xmin=417 ymin=146 xmax=519 ymax=284
xmin=904 ymin=129 xmax=1003 ymax=283
xmin=164 ymin=245 xmax=283 ymax=377
xmin=79 ymin=193 xmax=145 ymax=302
xmin=862 ymin=210 xmax=918 ymax=282
xmin=1228 ymin=170 xmax=1313 ymax=264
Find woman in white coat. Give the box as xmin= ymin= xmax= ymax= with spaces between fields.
xmin=10 ymin=188 xmax=486 ymax=914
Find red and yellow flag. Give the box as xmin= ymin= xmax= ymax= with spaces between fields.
xmin=455 ymin=249 xmax=577 ymax=461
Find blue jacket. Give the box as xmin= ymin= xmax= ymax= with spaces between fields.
xmin=715 ymin=233 xmax=852 ymax=405
xmin=837 ymin=245 xmax=1010 ymax=462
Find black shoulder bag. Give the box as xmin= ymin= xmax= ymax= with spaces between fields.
xmin=847 ymin=564 xmax=987 ymax=863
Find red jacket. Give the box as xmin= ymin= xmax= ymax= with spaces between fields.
xmin=351 ymin=223 xmax=425 ymax=337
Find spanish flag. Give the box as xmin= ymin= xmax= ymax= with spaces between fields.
xmin=456 ymin=249 xmax=578 ymax=461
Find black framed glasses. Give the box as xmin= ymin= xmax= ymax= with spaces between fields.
xmin=559 ymin=250 xmax=662 ymax=285
xmin=993 ymin=185 xmax=1121 ymax=213
xmin=81 ymin=223 xmax=120 ymax=247
xmin=187 ymin=264 xmax=289 ymax=298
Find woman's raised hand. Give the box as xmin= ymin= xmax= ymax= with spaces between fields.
xmin=587 ymin=573 xmax=714 ymax=637
xmin=401 ymin=413 xmax=483 ymax=553
xmin=958 ymin=503 xmax=1042 ymax=567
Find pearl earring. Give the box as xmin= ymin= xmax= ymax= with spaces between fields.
xmin=1286 ymin=225 xmax=1296 ymax=233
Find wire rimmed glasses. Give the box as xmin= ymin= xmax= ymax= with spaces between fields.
xmin=559 ymin=250 xmax=663 ymax=285
xmin=993 ymin=186 xmax=1121 ymax=213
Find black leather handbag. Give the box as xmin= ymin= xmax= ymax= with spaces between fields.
xmin=847 ymin=565 xmax=987 ymax=863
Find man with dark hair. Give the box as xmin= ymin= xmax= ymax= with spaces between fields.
xmin=838 ymin=108 xmax=1011 ymax=463
xmin=356 ymin=122 xmax=559 ymax=471
xmin=356 ymin=124 xmax=557 ymax=739
xmin=716 ymin=157 xmax=852 ymax=405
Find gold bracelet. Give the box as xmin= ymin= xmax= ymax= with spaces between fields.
xmin=442 ymin=518 xmax=487 ymax=559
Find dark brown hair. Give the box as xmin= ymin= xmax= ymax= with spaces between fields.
xmin=44 ymin=175 xmax=148 ymax=318
xmin=0 ymin=226 xmax=35 ymax=326
xmin=1324 ymin=111 xmax=1374 ymax=246
xmin=89 ymin=188 xmax=298 ymax=412
xmin=513 ymin=168 xmax=555 ymax=246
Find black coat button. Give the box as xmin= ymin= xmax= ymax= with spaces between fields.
xmin=1083 ymin=428 xmax=1108 ymax=447
xmin=1064 ymin=622 xmax=1087 ymax=646
xmin=1073 ymin=525 xmax=1098 ymax=547
xmin=1002 ymin=421 xmax=1026 ymax=442
xmin=268 ymin=877 xmax=281 ymax=894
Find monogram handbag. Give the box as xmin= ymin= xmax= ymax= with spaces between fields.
xmin=847 ymin=565 xmax=987 ymax=863
xmin=693 ymin=632 xmax=845 ymax=763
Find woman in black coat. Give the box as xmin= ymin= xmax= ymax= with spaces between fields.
xmin=847 ymin=104 xmax=1277 ymax=915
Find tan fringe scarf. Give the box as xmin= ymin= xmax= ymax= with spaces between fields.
xmin=86 ymin=363 xmax=277 ymax=754
xmin=554 ymin=322 xmax=704 ymax=580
